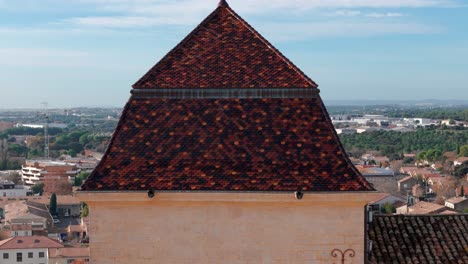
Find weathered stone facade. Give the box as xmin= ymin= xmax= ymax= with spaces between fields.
xmin=78 ymin=192 xmax=379 ymax=264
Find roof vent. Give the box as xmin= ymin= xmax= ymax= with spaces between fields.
xmin=34 ymin=239 xmax=40 ymax=243
xmin=17 ymin=240 xmax=23 ymax=243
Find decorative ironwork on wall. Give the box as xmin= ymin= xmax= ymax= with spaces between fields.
xmin=331 ymin=248 xmax=355 ymax=264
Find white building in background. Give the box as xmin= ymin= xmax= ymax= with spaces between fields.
xmin=404 ymin=118 xmax=434 ymax=126
xmin=15 ymin=123 xmax=68 ymax=129
xmin=21 ymin=160 xmax=77 ymax=186
xmin=0 ymin=181 xmax=31 ymax=197
xmin=20 ymin=165 xmax=43 ymax=185
xmin=0 ymin=236 xmax=63 ymax=264
xmin=334 ymin=128 xmax=357 ymax=135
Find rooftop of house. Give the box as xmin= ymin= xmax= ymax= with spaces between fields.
xmin=454 ymin=157 xmax=468 ymax=163
xmin=23 ymin=160 xmax=77 ymax=168
xmin=356 ymin=166 xmax=394 ymax=176
xmin=370 ymin=193 xmax=405 ymax=204
xmin=400 ymin=167 xmax=433 ymax=175
xmin=80 ymin=0 xmax=373 ymax=193
xmin=402 ymin=201 xmax=446 ymax=214
xmin=48 ymin=247 xmax=90 ymax=259
xmin=424 ymin=173 xmax=443 ymax=179
xmin=0 ymin=236 xmax=63 ymax=250
xmin=445 ymin=196 xmax=467 ymax=204
xmin=368 ymin=214 xmax=468 ymax=263
xmin=397 ymin=175 xmax=414 ymax=183
xmin=4 ymin=201 xmax=52 ymax=224
xmin=373 ymin=156 xmax=389 ymax=162
xmin=0 ymin=195 xmax=80 ymax=209
xmin=439 ymin=209 xmax=460 ymax=214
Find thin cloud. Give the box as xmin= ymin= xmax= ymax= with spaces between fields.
xmin=366 ymin=12 xmax=404 ymax=18
xmin=0 ymin=0 xmax=461 ymax=14
xmin=333 ymin=10 xmax=362 ymax=17
xmin=259 ymin=22 xmax=442 ymax=41
xmin=0 ymin=48 xmax=92 ymax=67
xmin=67 ymin=16 xmax=195 ymax=27
xmin=333 ymin=10 xmax=404 ymax=18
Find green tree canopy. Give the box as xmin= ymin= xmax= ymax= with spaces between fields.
xmin=31 ymin=182 xmax=44 ymax=195
xmin=454 ymin=161 xmax=468 ymax=178
xmin=49 ymin=193 xmax=57 ymax=216
xmin=460 ymin=145 xmax=468 ymax=157
xmin=81 ymin=203 xmax=89 ymax=218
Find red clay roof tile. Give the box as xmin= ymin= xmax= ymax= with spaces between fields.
xmin=369 ymin=215 xmax=468 ymax=263
xmin=132 ymin=3 xmax=317 ymax=89
xmin=80 ymin=2 xmax=373 ymax=192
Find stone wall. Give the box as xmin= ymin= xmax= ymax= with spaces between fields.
xmin=78 ymin=192 xmax=379 ymax=264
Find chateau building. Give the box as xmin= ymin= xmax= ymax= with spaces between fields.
xmin=78 ymin=1 xmax=381 ymax=263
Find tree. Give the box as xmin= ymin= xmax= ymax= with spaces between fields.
xmin=77 ymin=171 xmax=90 ymax=181
xmin=68 ymin=149 xmax=77 ymax=157
xmin=454 ymin=161 xmax=468 ymax=178
xmin=381 ymin=203 xmax=395 ymax=214
xmin=449 ymin=119 xmax=456 ymax=125
xmin=5 ymin=172 xmax=22 ymax=184
xmin=433 ymin=176 xmax=458 ymax=204
xmin=74 ymin=177 xmax=83 ymax=187
xmin=81 ymin=203 xmax=89 ymax=218
xmin=426 ymin=149 xmax=442 ymax=162
xmin=460 ymin=145 xmax=468 ymax=157
xmin=417 ymin=151 xmax=427 ymax=162
xmin=31 ymin=182 xmax=44 ymax=195
xmin=49 ymin=193 xmax=57 ymax=216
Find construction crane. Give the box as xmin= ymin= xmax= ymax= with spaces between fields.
xmin=41 ymin=102 xmax=50 ymax=159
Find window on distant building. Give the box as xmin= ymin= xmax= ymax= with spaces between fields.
xmin=17 ymin=252 xmax=22 ymax=262
xmin=28 ymin=252 xmax=33 ymax=258
xmin=3 ymin=253 xmax=8 ymax=259
xmin=39 ymin=252 xmax=45 ymax=258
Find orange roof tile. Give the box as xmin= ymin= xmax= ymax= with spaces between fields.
xmin=0 ymin=236 xmax=63 ymax=250
xmin=80 ymin=1 xmax=373 ymax=193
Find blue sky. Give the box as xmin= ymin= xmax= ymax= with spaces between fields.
xmin=0 ymin=0 xmax=467 ymax=108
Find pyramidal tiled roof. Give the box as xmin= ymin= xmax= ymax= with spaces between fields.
xmin=133 ymin=0 xmax=317 ymax=89
xmin=80 ymin=1 xmax=374 ymax=192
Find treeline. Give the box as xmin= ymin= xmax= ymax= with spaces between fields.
xmin=386 ymin=109 xmax=468 ymax=121
xmin=50 ymin=131 xmax=110 ymax=156
xmin=0 ymin=127 xmax=63 ymax=139
xmin=1 ymin=129 xmax=110 ymax=159
xmin=340 ymin=129 xmax=468 ymax=158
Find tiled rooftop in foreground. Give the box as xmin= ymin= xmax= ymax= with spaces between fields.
xmin=369 ymin=214 xmax=468 ymax=264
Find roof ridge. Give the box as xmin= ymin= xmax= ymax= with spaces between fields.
xmin=375 ymin=214 xmax=468 ymax=217
xmin=133 ymin=3 xmax=317 ymax=89
xmin=222 ymin=6 xmax=318 ymax=88
xmin=132 ymin=6 xmax=224 ymax=89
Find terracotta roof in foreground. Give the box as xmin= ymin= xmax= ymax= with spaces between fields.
xmin=369 ymin=214 xmax=468 ymax=264
xmin=80 ymin=1 xmax=373 ymax=192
